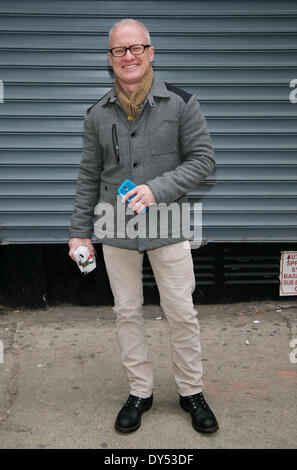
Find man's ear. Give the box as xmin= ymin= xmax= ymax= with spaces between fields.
xmin=149 ymin=46 xmax=154 ymax=63
xmin=107 ymin=52 xmax=113 ymax=67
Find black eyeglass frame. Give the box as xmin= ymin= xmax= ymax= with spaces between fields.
xmin=109 ymin=44 xmax=151 ymax=57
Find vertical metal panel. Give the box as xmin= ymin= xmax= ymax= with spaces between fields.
xmin=0 ymin=0 xmax=296 ymax=243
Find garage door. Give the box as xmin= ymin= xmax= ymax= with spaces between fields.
xmin=0 ymin=0 xmax=296 ymax=243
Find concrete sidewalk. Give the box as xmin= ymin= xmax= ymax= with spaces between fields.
xmin=0 ymin=300 xmax=296 ymax=449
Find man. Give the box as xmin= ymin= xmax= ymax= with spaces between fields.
xmin=69 ymin=18 xmax=219 ymax=434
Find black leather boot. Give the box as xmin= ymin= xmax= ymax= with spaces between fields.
xmin=180 ymin=392 xmax=219 ymax=433
xmin=115 ymin=394 xmax=153 ymax=433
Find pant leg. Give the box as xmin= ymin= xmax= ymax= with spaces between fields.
xmin=147 ymin=240 xmax=203 ymax=396
xmin=102 ymin=244 xmax=153 ymax=398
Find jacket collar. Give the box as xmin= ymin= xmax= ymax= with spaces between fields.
xmin=101 ymin=75 xmax=170 ymax=108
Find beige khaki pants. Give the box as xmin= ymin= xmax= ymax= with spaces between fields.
xmin=102 ymin=240 xmax=203 ymax=398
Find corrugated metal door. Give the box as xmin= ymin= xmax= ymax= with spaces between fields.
xmin=0 ymin=0 xmax=296 ymax=243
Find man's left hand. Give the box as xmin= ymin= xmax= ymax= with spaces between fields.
xmin=122 ymin=184 xmax=156 ymax=214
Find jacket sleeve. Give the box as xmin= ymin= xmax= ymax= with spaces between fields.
xmin=145 ymin=95 xmax=215 ymax=204
xmin=69 ymin=112 xmax=103 ymax=238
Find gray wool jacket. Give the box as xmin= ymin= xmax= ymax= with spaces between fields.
xmin=69 ymin=75 xmax=215 ymax=251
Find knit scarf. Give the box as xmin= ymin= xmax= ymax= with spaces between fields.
xmin=114 ymin=66 xmax=154 ymax=121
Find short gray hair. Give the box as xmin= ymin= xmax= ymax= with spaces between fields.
xmin=109 ymin=18 xmax=151 ymax=45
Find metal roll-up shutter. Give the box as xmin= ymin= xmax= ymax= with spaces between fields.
xmin=0 ymin=0 xmax=296 ymax=244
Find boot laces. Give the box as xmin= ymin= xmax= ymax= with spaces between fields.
xmin=189 ymin=393 xmax=208 ymax=410
xmin=125 ymin=395 xmax=146 ymax=409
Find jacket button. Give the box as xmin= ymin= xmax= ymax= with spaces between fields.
xmin=131 ymin=132 xmax=136 ymax=138
xmin=133 ymin=162 xmax=139 ymax=168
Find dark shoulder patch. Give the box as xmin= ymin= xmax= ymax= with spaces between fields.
xmin=86 ymin=92 xmax=108 ymax=114
xmin=87 ymin=103 xmax=95 ymax=115
xmin=87 ymin=101 xmax=99 ymax=115
xmin=164 ymin=82 xmax=192 ymax=104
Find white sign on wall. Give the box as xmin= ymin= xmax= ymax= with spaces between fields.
xmin=280 ymin=251 xmax=297 ymax=296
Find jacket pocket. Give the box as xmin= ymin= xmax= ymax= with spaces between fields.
xmin=98 ymin=180 xmax=119 ymax=205
xmin=150 ymin=119 xmax=178 ymax=155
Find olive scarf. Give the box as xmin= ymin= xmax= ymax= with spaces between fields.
xmin=114 ymin=66 xmax=154 ymax=121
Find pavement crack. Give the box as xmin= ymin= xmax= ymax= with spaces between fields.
xmin=278 ymin=309 xmax=297 ymax=340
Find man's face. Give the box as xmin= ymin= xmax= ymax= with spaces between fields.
xmin=107 ymin=24 xmax=154 ymax=90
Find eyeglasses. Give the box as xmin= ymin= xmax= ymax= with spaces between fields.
xmin=109 ymin=44 xmax=151 ymax=57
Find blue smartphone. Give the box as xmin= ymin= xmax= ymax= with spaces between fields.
xmin=117 ymin=179 xmax=148 ymax=213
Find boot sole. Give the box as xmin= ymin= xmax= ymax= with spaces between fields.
xmin=115 ymin=421 xmax=141 ymax=433
xmin=192 ymin=421 xmax=219 ymax=434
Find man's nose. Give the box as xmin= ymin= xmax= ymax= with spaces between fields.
xmin=125 ymin=49 xmax=135 ymax=59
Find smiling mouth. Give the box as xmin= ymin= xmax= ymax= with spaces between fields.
xmin=122 ymin=65 xmax=138 ymax=69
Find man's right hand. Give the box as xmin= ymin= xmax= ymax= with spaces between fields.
xmin=68 ymin=238 xmax=95 ymax=262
